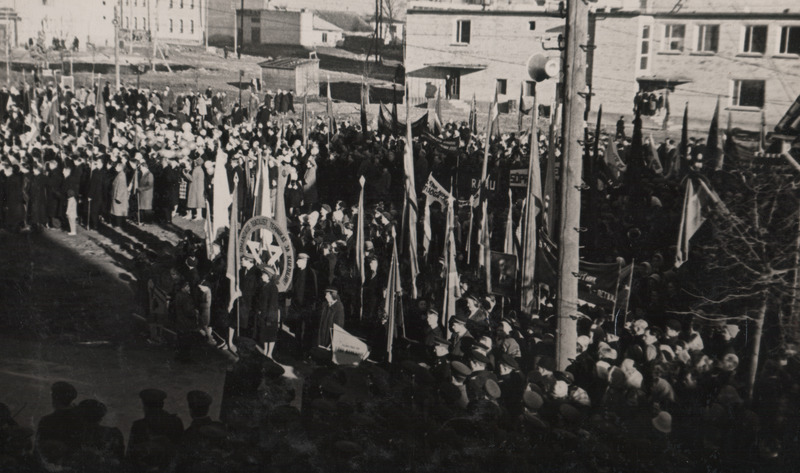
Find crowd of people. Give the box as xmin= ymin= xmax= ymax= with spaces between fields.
xmin=1 ymin=78 xmax=799 ymax=472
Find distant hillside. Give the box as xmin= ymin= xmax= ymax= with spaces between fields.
xmin=316 ymin=10 xmax=373 ymax=33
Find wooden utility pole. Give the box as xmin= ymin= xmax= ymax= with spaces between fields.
xmin=555 ymin=0 xmax=590 ymax=371
xmin=233 ymin=3 xmax=237 ymax=59
xmin=114 ymin=4 xmax=120 ymax=90
xmin=6 ymin=16 xmax=10 ymax=86
xmin=204 ymin=0 xmax=209 ymax=49
xmin=238 ymin=0 xmax=244 ymax=58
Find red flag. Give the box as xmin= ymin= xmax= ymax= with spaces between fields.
xmin=227 ymin=181 xmax=242 ymax=311
xmin=274 ymin=164 xmax=289 ymax=232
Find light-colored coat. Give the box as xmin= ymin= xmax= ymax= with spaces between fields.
xmin=186 ymin=165 xmax=205 ymax=209
xmin=138 ymin=170 xmax=154 ymax=210
xmin=110 ymin=171 xmax=129 ymax=217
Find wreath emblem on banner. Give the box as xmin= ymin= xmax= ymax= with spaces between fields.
xmin=239 ymin=216 xmax=295 ymax=292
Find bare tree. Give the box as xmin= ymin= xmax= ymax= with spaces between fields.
xmin=683 ymin=168 xmax=800 ymax=399
xmin=381 ymin=0 xmax=406 ymax=44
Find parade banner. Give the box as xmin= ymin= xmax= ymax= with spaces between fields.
xmin=421 ymin=131 xmax=459 ymax=153
xmin=490 ymin=252 xmax=518 ymax=298
xmin=239 ymin=216 xmax=296 ymax=292
xmin=509 ymin=168 xmax=528 ymax=188
xmin=378 ymin=104 xmax=429 ymax=137
xmin=536 ymin=231 xmax=633 ymax=308
xmin=331 ymin=324 xmax=370 ymax=366
xmin=422 ymin=175 xmax=452 ymax=207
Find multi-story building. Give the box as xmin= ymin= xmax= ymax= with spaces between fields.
xmin=406 ymin=0 xmax=800 ymax=130
xmin=238 ymin=8 xmax=344 ymax=48
xmin=1 ymin=0 xmax=203 ymax=50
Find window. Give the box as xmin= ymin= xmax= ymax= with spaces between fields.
xmin=143 ymin=17 xmax=147 ymax=29
xmin=169 ymin=19 xmax=173 ymax=33
xmin=779 ymin=26 xmax=800 ymax=55
xmin=663 ymin=24 xmax=685 ymax=51
xmin=525 ymin=81 xmax=536 ymax=97
xmin=529 ymin=21 xmax=536 ymax=31
xmin=742 ymin=25 xmax=767 ymax=54
xmin=496 ymin=79 xmax=507 ymax=95
xmin=639 ymin=24 xmax=651 ymax=70
xmin=125 ymin=17 xmax=129 ymax=28
xmin=322 ymin=33 xmax=328 ymax=43
xmin=732 ymin=80 xmax=765 ymax=108
xmin=134 ymin=17 xmax=137 ymax=29
xmin=696 ymin=24 xmax=719 ymax=53
xmin=180 ymin=19 xmax=183 ymax=33
xmin=190 ymin=20 xmax=194 ymax=34
xmin=180 ymin=0 xmax=184 ymax=8
xmin=191 ymin=0 xmax=195 ymax=8
xmin=456 ymin=20 xmax=471 ymax=44
xmin=169 ymin=0 xmax=173 ymax=8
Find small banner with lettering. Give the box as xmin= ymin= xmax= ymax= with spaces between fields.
xmin=331 ymin=324 xmax=370 ymax=366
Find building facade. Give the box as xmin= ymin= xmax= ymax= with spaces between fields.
xmin=238 ymin=8 xmax=343 ymax=48
xmin=406 ymin=0 xmax=800 ymax=130
xmin=1 ymin=0 xmax=203 ymax=50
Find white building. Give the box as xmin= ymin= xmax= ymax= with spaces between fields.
xmin=238 ymin=8 xmax=343 ymax=48
xmin=405 ymin=0 xmax=800 ymax=130
xmin=0 ymin=0 xmax=203 ymax=50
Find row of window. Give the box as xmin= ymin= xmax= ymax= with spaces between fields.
xmin=660 ymin=24 xmax=799 ymax=56
xmin=123 ymin=17 xmax=195 ymax=34
xmin=169 ymin=0 xmax=195 ymax=8
xmin=493 ymin=77 xmax=765 ymax=109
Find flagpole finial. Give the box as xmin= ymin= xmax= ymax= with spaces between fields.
xmin=359 ymin=175 xmax=366 ymax=187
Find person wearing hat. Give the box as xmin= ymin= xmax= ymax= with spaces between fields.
xmin=135 ymin=161 xmax=154 ymax=224
xmin=254 ymin=264 xmax=281 ymax=358
xmin=497 ymin=352 xmax=526 ymax=416
xmin=288 ymin=252 xmax=318 ymax=354
xmin=448 ymin=313 xmax=473 ymax=359
xmin=178 ymin=391 xmax=226 ymax=458
xmin=86 ymin=158 xmax=107 ymax=230
xmin=109 ymin=160 xmax=129 ymax=227
xmin=127 ymin=389 xmax=184 ymax=472
xmin=36 ymin=382 xmax=81 ymax=463
xmin=423 ymin=308 xmax=445 ymax=350
xmin=464 ymin=293 xmax=490 ymax=336
xmin=466 ymin=350 xmax=499 ymax=401
xmin=185 ymin=157 xmax=205 ymax=221
xmin=448 ymin=361 xmax=472 ymax=409
xmin=317 ymin=287 xmax=345 ymax=349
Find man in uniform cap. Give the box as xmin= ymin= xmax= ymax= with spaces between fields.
xmin=448 ymin=361 xmax=472 ymax=409
xmin=36 ymin=381 xmax=81 ymax=465
xmin=175 ymin=391 xmax=227 ymax=471
xmin=448 ymin=313 xmax=472 ymax=359
xmin=127 ymin=388 xmax=184 ymax=472
xmin=288 ymin=251 xmax=318 ymax=354
xmin=466 ymin=350 xmax=499 ymax=401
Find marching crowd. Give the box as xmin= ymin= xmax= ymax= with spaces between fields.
xmin=0 ymin=79 xmax=799 ymax=472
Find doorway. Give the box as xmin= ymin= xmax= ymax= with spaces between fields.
xmin=445 ymin=70 xmax=460 ymax=100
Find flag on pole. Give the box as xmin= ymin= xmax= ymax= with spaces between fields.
xmin=95 ymin=86 xmax=109 ymax=147
xmin=602 ymin=139 xmax=627 ymax=184
xmin=327 ymin=75 xmax=338 ymax=135
xmin=212 ymin=148 xmax=233 ymax=240
xmin=504 ymin=189 xmax=516 ymax=257
xmin=253 ymin=155 xmax=272 ymax=218
xmin=441 ymin=196 xmax=461 ymax=328
xmin=759 ymin=109 xmax=766 ymax=153
xmin=360 ymin=81 xmax=369 ymax=136
xmin=47 ymin=95 xmax=61 ymax=147
xmin=646 ymin=133 xmax=664 ymax=174
xmin=227 ymin=181 xmax=242 ymax=311
xmin=331 ymin=324 xmax=370 ymax=365
xmin=678 ymin=102 xmax=689 ymax=177
xmin=707 ymin=97 xmax=723 ymax=171
xmin=302 ymin=93 xmax=308 ymax=147
xmin=385 ymin=232 xmax=402 ymax=363
xmin=544 ymin=97 xmax=558 ymax=235
xmin=391 ymin=83 xmax=399 ymax=133
xmin=723 ymin=111 xmax=739 ymax=172
xmin=469 ymin=93 xmax=478 ymax=135
xmin=274 ymin=164 xmax=289 ymax=232
xmin=204 ymin=200 xmax=216 ymax=259
xmin=674 ymin=178 xmax=728 ymax=268
xmin=356 ymin=175 xmax=366 ymax=284
xmin=518 ymin=83 xmax=525 ymax=132
xmin=423 ymin=197 xmax=432 ymax=260
xmin=404 ymin=86 xmax=420 ymax=298
xmin=662 ymin=88 xmax=670 ymax=131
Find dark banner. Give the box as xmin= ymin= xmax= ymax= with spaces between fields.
xmin=421 ymin=131 xmax=459 ymax=153
xmin=536 ymin=231 xmax=632 ymax=309
xmin=378 ymin=105 xmax=429 ymax=137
